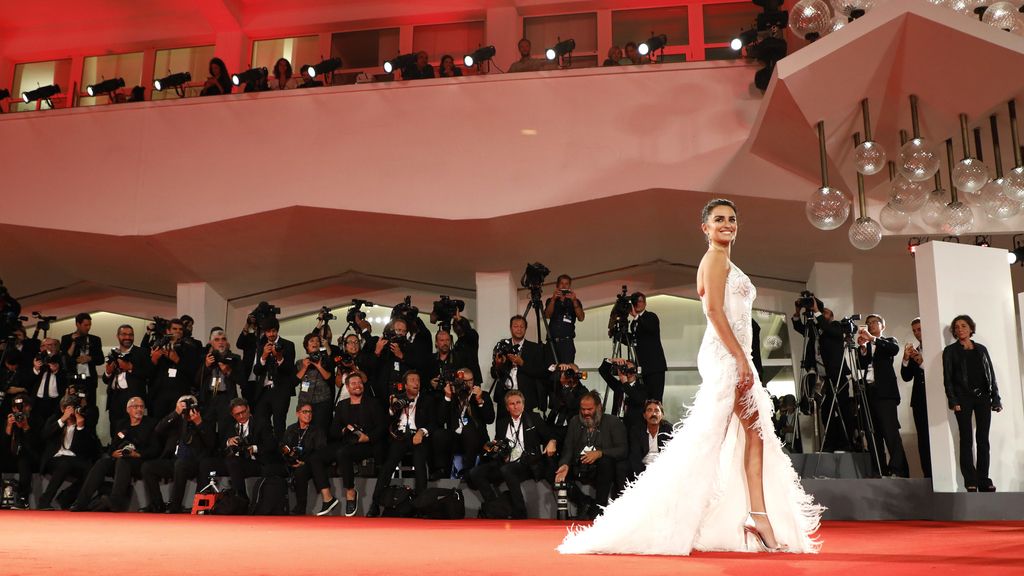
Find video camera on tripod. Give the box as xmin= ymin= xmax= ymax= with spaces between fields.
xmin=249 ymin=301 xmax=281 ymax=330
xmin=607 ymin=285 xmax=634 ymax=342
xmin=346 ymin=299 xmax=373 ymax=326
xmin=430 ymin=295 xmax=465 ymax=332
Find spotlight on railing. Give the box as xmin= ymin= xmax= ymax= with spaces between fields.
xmin=87 ymin=77 xmax=125 ymax=97
xmin=464 ymin=46 xmax=496 ymax=68
xmin=154 ymin=72 xmax=191 ymax=92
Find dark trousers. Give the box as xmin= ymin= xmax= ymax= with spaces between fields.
xmin=225 ymin=454 xmax=262 ymax=498
xmin=310 ymin=401 xmax=333 ymax=430
xmin=289 ymin=453 xmax=332 ymax=514
xmin=429 ymin=427 xmax=485 ymax=479
xmin=254 ymin=386 xmax=291 ymax=439
xmin=644 ymin=370 xmax=666 ymax=403
xmin=335 ymin=441 xmax=379 ymax=490
xmin=13 ymin=451 xmax=39 ymax=499
xmin=550 ymin=337 xmax=576 ymax=365
xmin=564 ymin=458 xmax=617 ymax=508
xmin=954 ymin=398 xmax=992 ymax=489
xmin=74 ymin=455 xmax=144 ymax=510
xmin=470 ymin=458 xmax=535 ymax=519
xmin=372 ymin=436 xmax=428 ymax=504
xmin=912 ymin=402 xmax=931 ymax=478
xmin=201 ymin=393 xmax=234 ymax=430
xmin=141 ymin=457 xmax=200 ymax=511
xmin=39 ymin=455 xmax=92 ymax=508
xmin=868 ymin=396 xmax=909 ymax=477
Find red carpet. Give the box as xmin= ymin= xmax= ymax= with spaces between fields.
xmin=0 ymin=514 xmax=1020 ymax=575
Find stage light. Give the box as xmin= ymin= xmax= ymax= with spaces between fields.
xmin=0 ymin=88 xmax=9 ymax=99
xmin=308 ymin=58 xmax=342 ymax=78
xmin=464 ymin=46 xmax=496 ymax=68
xmin=22 ymin=84 xmax=61 ymax=103
xmin=545 ymin=38 xmax=576 ymax=61
xmin=86 ymin=77 xmax=125 ymax=97
xmin=154 ymin=72 xmax=191 ymax=92
xmin=907 ymin=237 xmax=921 ymax=256
xmin=383 ymin=54 xmax=417 ymax=74
xmin=638 ymin=34 xmax=667 ymax=56
xmin=1011 ymin=235 xmax=1024 ymax=265
xmin=233 ymin=67 xmax=268 ymax=86
xmin=731 ymin=29 xmax=759 ymax=51
xmin=974 ymin=235 xmax=991 ymax=248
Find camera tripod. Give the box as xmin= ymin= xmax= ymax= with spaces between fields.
xmin=604 ymin=318 xmax=640 ymax=416
xmin=815 ymin=336 xmax=883 ymax=478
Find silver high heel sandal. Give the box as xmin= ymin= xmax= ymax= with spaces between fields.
xmin=743 ymin=511 xmax=782 ymax=552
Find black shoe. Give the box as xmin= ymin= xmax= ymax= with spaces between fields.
xmin=90 ymin=496 xmax=114 ymax=512
xmin=291 ymin=506 xmax=306 ymax=516
xmin=317 ymin=498 xmax=339 ymax=517
xmin=69 ymin=503 xmax=88 ymax=512
xmin=13 ymin=497 xmax=29 ymax=510
xmin=344 ymin=498 xmax=358 ymax=517
xmin=36 ymin=500 xmax=54 ymax=511
xmin=966 ymin=486 xmax=979 ymax=492
xmin=366 ymin=503 xmax=381 ymax=518
xmin=981 ymin=484 xmax=997 ymax=492
xmin=140 ymin=503 xmax=166 ymax=513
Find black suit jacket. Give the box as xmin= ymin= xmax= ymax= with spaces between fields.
xmin=632 ymin=311 xmax=667 ymax=373
xmin=59 ymin=333 xmax=104 ymax=378
xmin=859 ymin=336 xmax=901 ymax=401
xmin=491 ymin=339 xmax=546 ymax=411
xmin=599 ymin=360 xmax=646 ymax=429
xmin=40 ymin=407 xmax=101 ymax=470
xmin=900 ymin=347 xmax=926 ymax=409
xmin=252 ymin=337 xmax=298 ymax=399
xmin=438 ymin=390 xmax=495 ymax=440
xmin=330 ymin=398 xmax=386 ymax=445
xmin=628 ymin=421 xmax=673 ymax=474
xmin=236 ymin=331 xmax=261 ymax=384
xmin=817 ymin=318 xmax=850 ymax=385
xmin=386 ymin=393 xmax=436 ymax=439
xmin=31 ymin=365 xmax=68 ymax=403
xmin=493 ymin=411 xmax=553 ymax=478
xmin=195 ymin=350 xmax=242 ymax=406
xmin=101 ymin=346 xmax=153 ymax=404
xmin=153 ymin=409 xmax=214 ymax=460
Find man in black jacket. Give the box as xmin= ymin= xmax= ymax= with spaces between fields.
xmin=218 ymin=397 xmax=282 ymax=499
xmin=628 ymin=400 xmax=672 ymax=477
xmin=101 ymin=325 xmax=152 ymax=434
xmin=30 ymin=337 xmax=66 ymax=420
xmin=546 ymin=364 xmax=589 ymax=447
xmin=470 ymin=389 xmax=557 ymax=519
xmin=71 ymin=396 xmax=156 ymax=511
xmin=329 ymin=371 xmax=385 ymax=516
xmin=365 ymin=318 xmax=420 ymax=402
xmin=554 ymin=391 xmax=627 ymax=520
xmin=451 ymin=313 xmax=482 ymax=384
xmin=858 ymin=314 xmax=909 ymax=477
xmin=281 ymin=402 xmax=334 ymax=516
xmin=3 ymin=394 xmax=43 ymax=509
xmin=808 ymin=306 xmax=856 ymax=452
xmin=491 ymin=315 xmax=547 ymax=416
xmin=900 ymin=318 xmax=929 ymax=478
xmin=367 ymin=371 xmax=434 ymax=517
xmin=60 ymin=313 xmax=103 ymax=406
xmin=431 ymin=366 xmax=494 ymax=481
xmin=250 ymin=319 xmax=297 ymax=439
xmin=37 ymin=388 xmax=100 ymax=510
xmin=149 ymin=319 xmax=199 ymax=422
xmin=140 ymin=395 xmax=212 ymax=513
xmin=599 ymin=358 xmax=647 ymax=432
xmin=629 ymin=293 xmax=667 ymax=402
xmin=196 ymin=329 xmax=242 ymax=430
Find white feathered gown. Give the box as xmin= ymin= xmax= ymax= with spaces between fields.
xmin=558 ymin=264 xmax=823 ymax=555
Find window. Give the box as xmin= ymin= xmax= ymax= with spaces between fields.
xmin=703 ymin=2 xmax=762 ymax=61
xmin=331 ymin=28 xmax=400 ymax=70
xmin=152 ymin=45 xmax=215 ymax=100
xmin=523 ymin=12 xmax=598 ymax=68
xmin=612 ymin=6 xmax=689 ymax=63
xmin=251 ymin=36 xmax=322 ymax=81
xmin=10 ymin=59 xmax=72 ymax=112
xmin=79 ymin=52 xmax=144 ymax=107
xmin=413 ymin=21 xmax=485 ymax=73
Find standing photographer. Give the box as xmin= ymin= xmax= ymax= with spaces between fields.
xmin=3 ymin=394 xmax=41 ymax=509
xmin=332 ymin=332 xmax=375 ymax=403
xmin=367 ymin=318 xmax=418 ymax=401
xmin=60 ymin=313 xmax=103 ymax=406
xmin=31 ymin=338 xmax=65 ymax=420
xmin=196 ymin=329 xmax=241 ymax=429
xmin=296 ymin=333 xmax=334 ymax=427
xmin=546 ymin=364 xmax=589 ymax=447
xmin=491 ymin=315 xmax=546 ymax=417
xmin=452 ymin=311 xmax=482 ymax=385
xmin=544 ymin=275 xmax=585 ymax=365
xmin=553 ymin=391 xmax=627 ymax=520
xmin=858 ymin=314 xmax=908 ymax=477
xmin=252 ymin=318 xmax=297 ymax=439
xmin=149 ymin=319 xmax=199 ymax=422
xmin=599 ymin=358 xmax=647 ymax=432
xmin=629 ymin=292 xmax=667 ymax=402
xmin=102 ymin=325 xmax=151 ymax=434
xmin=901 ymin=318 xmax=929 ymax=478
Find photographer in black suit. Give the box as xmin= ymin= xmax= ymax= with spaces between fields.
xmin=149 ymin=319 xmax=199 ymax=422
xmin=629 ymin=293 xmax=667 ymax=402
xmin=281 ymin=402 xmax=334 ymax=515
xmin=431 ymin=366 xmax=494 ymax=480
xmin=554 ymin=391 xmax=627 ymax=520
xmin=196 ymin=329 xmax=242 ymax=428
xmin=599 ymin=357 xmax=647 ymax=432
xmin=628 ymin=400 xmax=672 ymax=477
xmin=140 ymin=395 xmax=212 ymax=513
xmin=71 ymin=396 xmax=156 ymax=511
xmin=367 ymin=370 xmax=434 ymax=517
xmin=491 ymin=315 xmax=546 ymax=416
xmin=545 ymin=364 xmax=589 ymax=446
xmin=251 ymin=318 xmax=297 ymax=439
xmin=857 ymin=314 xmax=909 ymax=477
xmin=470 ymin=389 xmax=557 ymax=519
xmin=3 ymin=394 xmax=42 ymax=509
xmin=37 ymin=386 xmax=100 ymax=510
xmin=329 ymin=371 xmax=385 ymax=516
xmin=452 ymin=312 xmax=482 ymax=384
xmin=544 ymin=274 xmax=585 ymax=365
xmin=900 ymin=318 xmax=929 ymax=478
xmin=218 ymin=397 xmax=282 ymax=500
xmin=101 ymin=325 xmax=152 ymax=434
xmin=31 ymin=337 xmax=66 ymax=420
xmin=423 ymin=330 xmax=460 ymax=403
xmin=60 ymin=313 xmax=103 ymax=406
xmin=366 ymin=318 xmax=419 ymax=402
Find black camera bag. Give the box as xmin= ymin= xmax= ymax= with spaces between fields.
xmin=379 ymin=485 xmax=416 ymax=517
xmin=413 ymin=487 xmax=465 ymax=519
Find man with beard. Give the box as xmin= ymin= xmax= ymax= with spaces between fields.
xmin=101 ymin=325 xmax=152 ymax=433
xmin=554 ymin=391 xmax=627 ymax=520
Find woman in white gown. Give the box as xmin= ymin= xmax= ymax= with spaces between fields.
xmin=558 ymin=199 xmax=823 ymax=555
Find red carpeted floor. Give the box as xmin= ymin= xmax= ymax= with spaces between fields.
xmin=0 ymin=514 xmax=1020 ymax=575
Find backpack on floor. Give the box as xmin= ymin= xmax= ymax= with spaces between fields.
xmin=252 ymin=476 xmax=289 ymax=516
xmin=210 ymin=490 xmax=250 ymax=515
xmin=478 ymin=491 xmax=516 ymax=519
xmin=379 ymin=485 xmax=416 ymax=518
xmin=413 ymin=487 xmax=465 ymax=520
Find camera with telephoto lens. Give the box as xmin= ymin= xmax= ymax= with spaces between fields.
xmin=381 ymin=326 xmax=406 ymax=348
xmin=484 ymin=438 xmax=513 ymax=461
xmin=346 ymin=299 xmax=373 ymax=325
xmin=797 ymin=290 xmax=816 ymax=310
xmin=610 ymin=362 xmax=640 ymax=378
xmin=210 ymin=349 xmax=238 ymax=364
xmin=560 ymin=367 xmax=587 ymax=384
xmin=431 ymin=295 xmax=465 ymax=331
xmin=250 ymin=301 xmax=281 ymax=330
xmin=555 ymin=481 xmax=570 ymax=520
xmin=520 ymin=262 xmax=550 ymax=289
xmin=282 ymin=442 xmax=305 ymax=465
xmin=12 ymin=397 xmax=27 ymax=423
xmin=608 ymin=285 xmax=633 ymax=340
xmin=182 ymin=396 xmax=197 ymax=417
xmin=493 ymin=339 xmax=519 ymax=358
xmin=839 ymin=314 xmax=862 ymax=337
xmin=342 ymin=424 xmax=365 ymax=445
xmin=317 ymin=306 xmax=336 ymax=324
xmin=391 ymin=296 xmax=419 ymax=325
xmin=36 ymin=351 xmax=56 ymax=365
xmin=150 ymin=316 xmax=170 ymax=337
xmin=229 ymin=435 xmax=252 ymax=457
xmin=308 ymin=350 xmax=326 ymax=364
xmin=106 ymin=348 xmax=128 ymax=365
xmin=151 ymin=333 xmax=174 ymax=350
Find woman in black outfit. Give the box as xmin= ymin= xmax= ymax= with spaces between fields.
xmin=201 ymin=57 xmax=232 ymax=96
xmin=941 ymin=315 xmax=1003 ymax=492
xmin=438 ymin=55 xmax=462 ymax=78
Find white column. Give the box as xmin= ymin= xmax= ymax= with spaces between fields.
xmin=916 ymin=241 xmax=1024 ymax=492
xmin=177 ymin=283 xmax=228 ymax=344
xmin=475 ymin=272 xmax=518 ymax=379
xmin=807 ymin=262 xmax=854 ymax=318
xmin=486 ymin=6 xmax=520 ymax=73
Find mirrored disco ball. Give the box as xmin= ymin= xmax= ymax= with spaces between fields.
xmin=854 ymin=140 xmax=887 ymax=175
xmin=920 ymin=189 xmax=950 ymax=229
xmin=898 ymin=138 xmax=941 ymax=182
xmin=849 ymin=216 xmax=883 ymax=250
xmin=879 ymin=202 xmax=910 ymax=232
xmin=952 ymin=157 xmax=991 ymax=194
xmin=940 ymin=201 xmax=975 ymax=236
xmin=806 ymin=186 xmax=851 ymax=230
xmin=890 ymin=174 xmax=928 ymax=213
xmin=790 ymin=0 xmax=833 ymax=39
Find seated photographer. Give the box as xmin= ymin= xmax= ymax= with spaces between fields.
xmin=598 ymin=358 xmax=647 ymax=431
xmin=545 ymin=364 xmax=589 ymax=446
xmin=431 ymin=367 xmax=494 ymax=481
xmin=491 ymin=315 xmax=546 ymax=417
xmin=219 ymin=397 xmax=282 ymax=500
xmin=544 ymin=274 xmax=585 ymax=365
xmin=367 ymin=370 xmax=434 ymax=517
xmin=71 ymin=396 xmax=156 ymax=512
xmin=296 ymin=333 xmax=335 ymax=427
xmin=37 ymin=387 xmax=100 ymax=510
xmin=251 ymin=318 xmax=297 ymax=439
xmin=140 ymin=395 xmax=212 ymax=513
xmin=628 ymin=399 xmax=672 ymax=478
xmin=470 ymin=390 xmax=556 ymax=519
xmin=196 ymin=329 xmax=242 ymax=428
xmin=31 ymin=338 xmax=66 ymax=420
xmin=281 ymin=402 xmax=336 ymax=515
xmin=329 ymin=371 xmax=385 ymax=516
xmin=2 ymin=394 xmax=42 ymax=509
xmin=101 ymin=324 xmax=152 ymax=434
xmin=858 ymin=314 xmax=909 ymax=478
xmin=553 ymin=391 xmax=627 ymax=520
xmin=150 ymin=318 xmax=199 ymax=422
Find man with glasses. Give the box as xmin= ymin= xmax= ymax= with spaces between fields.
xmin=71 ymin=396 xmax=155 ymax=511
xmin=432 ymin=366 xmax=495 ymax=480
xmin=219 ymin=397 xmax=281 ymax=500
xmin=281 ymin=402 xmax=333 ymax=515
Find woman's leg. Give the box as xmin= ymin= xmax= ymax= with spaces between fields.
xmin=954 ymin=404 xmax=977 ymax=488
xmin=736 ymin=388 xmax=778 ymax=548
